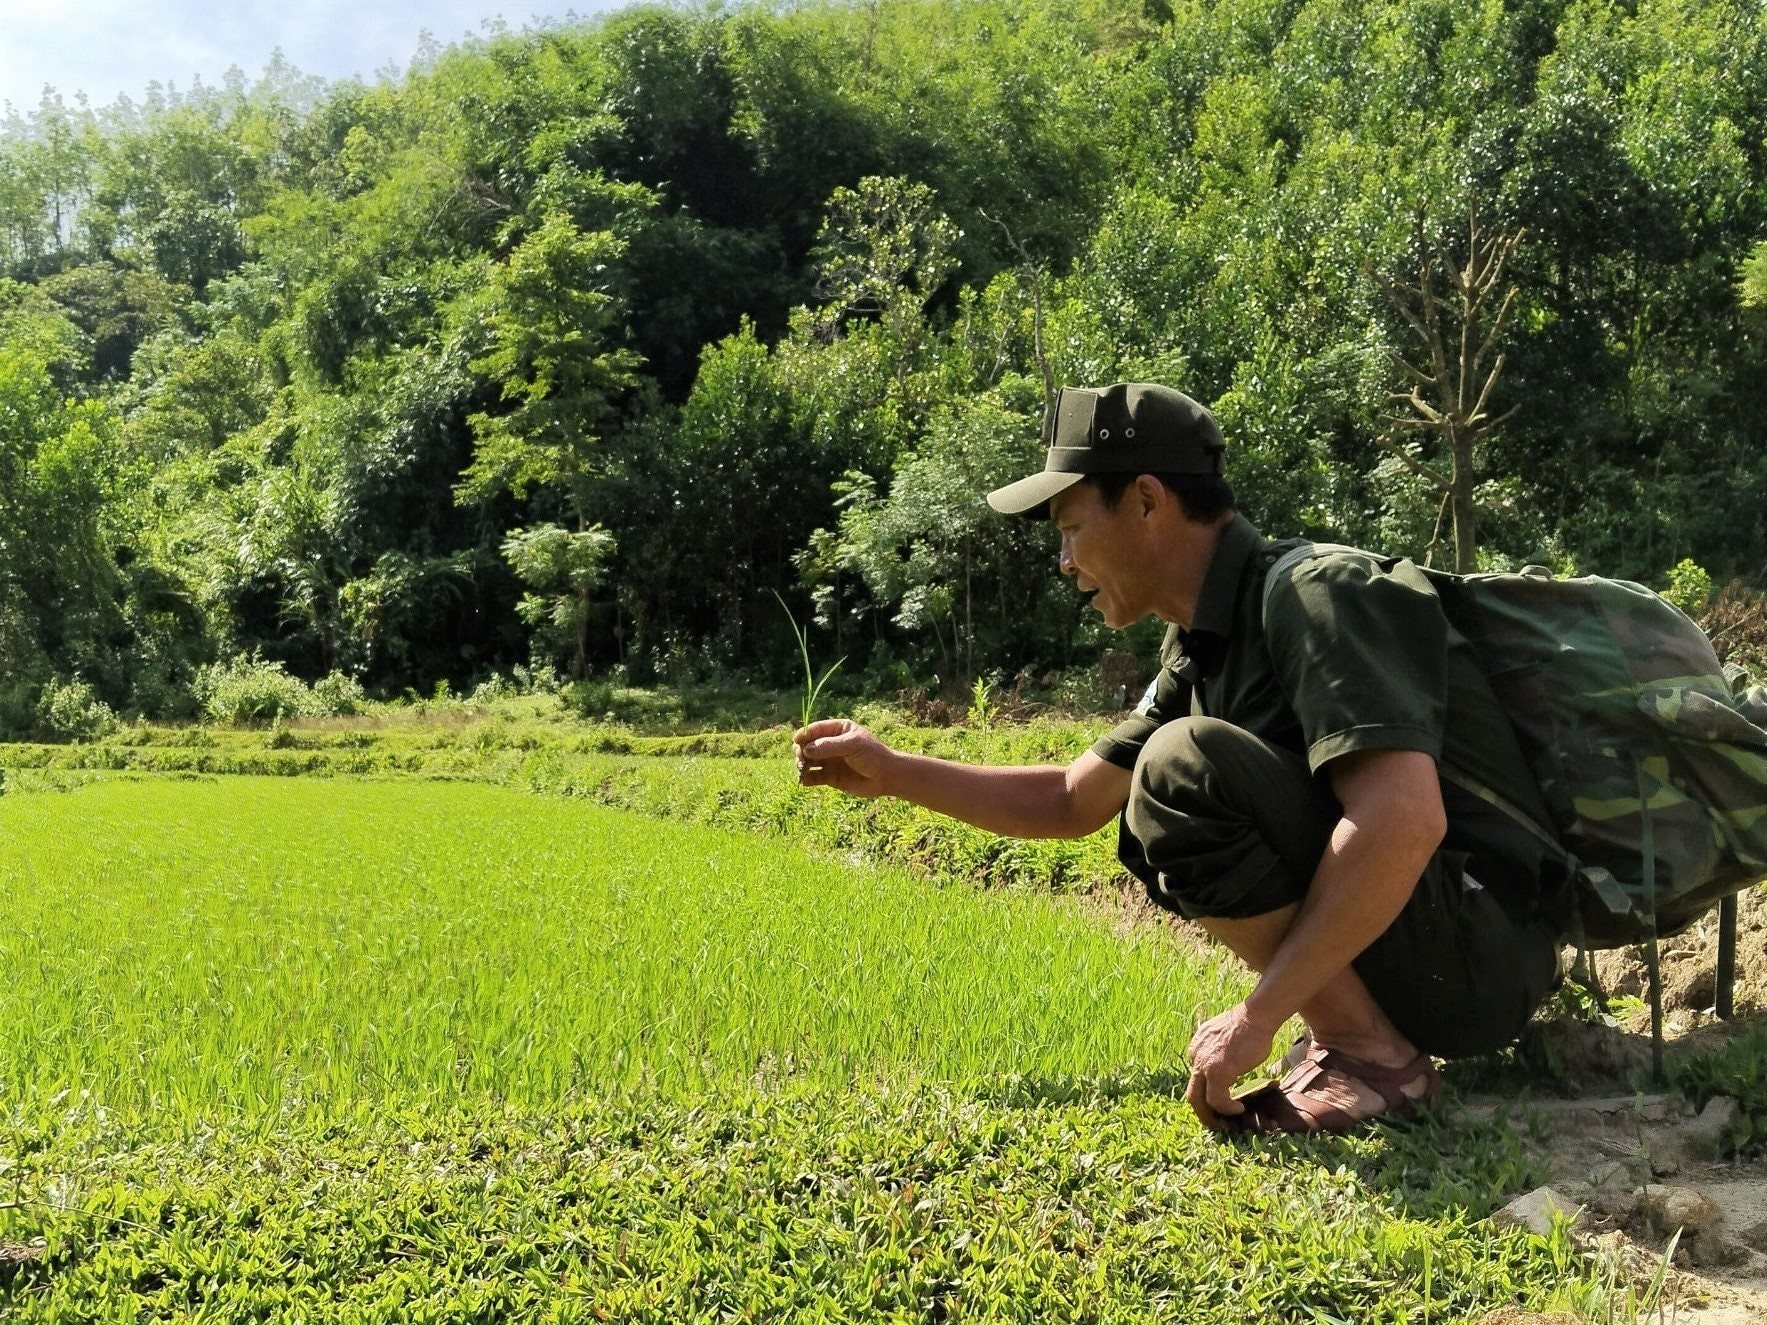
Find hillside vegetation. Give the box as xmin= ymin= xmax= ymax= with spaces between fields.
xmin=2 ymin=0 xmax=1765 ymax=728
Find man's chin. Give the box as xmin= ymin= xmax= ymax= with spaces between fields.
xmin=1100 ymin=605 xmax=1148 ymax=630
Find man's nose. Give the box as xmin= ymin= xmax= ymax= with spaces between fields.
xmin=1058 ymin=540 xmax=1076 ymax=576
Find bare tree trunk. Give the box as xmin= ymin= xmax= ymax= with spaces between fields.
xmin=979 ymin=209 xmax=1055 ymax=419
xmin=574 ymin=589 xmax=589 ymax=680
xmin=1450 ymin=424 xmax=1479 ymax=574
xmin=1373 ymin=203 xmax=1524 ymax=573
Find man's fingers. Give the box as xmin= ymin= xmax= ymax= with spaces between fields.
xmin=1209 ymin=1077 xmax=1246 ymax=1117
xmin=794 ymin=718 xmax=852 ymax=744
xmin=799 ymin=731 xmax=866 ymax=762
xmin=1186 ymin=1056 xmax=1247 ymax=1130
xmin=1186 ymin=1067 xmax=1222 ymax=1130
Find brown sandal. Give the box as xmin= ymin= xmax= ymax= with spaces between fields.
xmin=1278 ymin=1032 xmax=1312 ymax=1074
xmin=1225 ymin=1043 xmax=1441 ymax=1135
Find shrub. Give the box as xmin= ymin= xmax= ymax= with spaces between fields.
xmin=195 ymin=655 xmax=311 ymax=726
xmin=1703 ymin=580 xmax=1767 ymax=678
xmin=310 ymin=671 xmax=366 ymax=717
xmin=1661 ymin=558 xmax=1714 ymax=617
xmin=513 ymin=662 xmax=563 ymax=695
xmin=35 ymin=677 xmax=120 ymax=742
xmin=471 ymin=674 xmax=516 ymax=704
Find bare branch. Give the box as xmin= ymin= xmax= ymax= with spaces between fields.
xmin=1370 ymin=431 xmax=1452 ymax=490
xmin=979 ymin=207 xmax=1054 ymax=416
xmin=1469 ymin=352 xmax=1508 ymax=421
xmin=1424 ymin=487 xmax=1453 ymax=569
xmin=1401 ymin=388 xmax=1446 ymax=424
xmin=1389 ymin=355 xmax=1435 ymax=388
xmin=1473 ymin=286 xmax=1519 ymax=373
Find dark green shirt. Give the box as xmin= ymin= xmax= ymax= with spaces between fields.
xmin=1092 ymin=515 xmax=1555 ymax=881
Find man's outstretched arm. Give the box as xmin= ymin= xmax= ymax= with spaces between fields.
xmin=794 ymin=718 xmax=1131 ymax=840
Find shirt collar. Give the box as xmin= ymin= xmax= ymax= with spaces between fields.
xmin=1188 ymin=513 xmax=1269 ymax=640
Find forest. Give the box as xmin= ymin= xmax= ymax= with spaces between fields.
xmin=2 ymin=0 xmax=1765 ymax=734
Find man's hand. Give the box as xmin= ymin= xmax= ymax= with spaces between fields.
xmin=1185 ymin=1001 xmax=1279 ymax=1129
xmin=794 ymin=719 xmax=896 ymax=798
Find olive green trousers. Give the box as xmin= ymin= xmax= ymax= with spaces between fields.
xmin=1117 ymin=717 xmax=1560 ymax=1058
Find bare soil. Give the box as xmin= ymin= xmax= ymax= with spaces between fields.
xmin=1473 ymin=884 xmax=1767 ymax=1323
xmin=1590 ymin=884 xmax=1767 ymax=1033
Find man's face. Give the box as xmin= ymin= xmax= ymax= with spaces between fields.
xmin=1049 ymin=481 xmax=1152 ymax=630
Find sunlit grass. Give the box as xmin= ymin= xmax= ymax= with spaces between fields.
xmin=0 ymin=777 xmax=1233 ymax=1118
xmin=0 ymin=775 xmax=1618 ymax=1320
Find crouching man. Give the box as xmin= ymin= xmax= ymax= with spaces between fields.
xmin=794 ymin=382 xmax=1564 ymax=1134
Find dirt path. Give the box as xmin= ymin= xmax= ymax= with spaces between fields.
xmin=1463 ymin=1090 xmax=1767 ymax=1322
xmin=1471 ymin=886 xmax=1767 ymax=1323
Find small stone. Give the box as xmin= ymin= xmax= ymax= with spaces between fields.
xmin=1642 ymin=1184 xmax=1723 ymax=1236
xmin=1589 ymin=1160 xmax=1632 ymax=1191
xmin=1588 ymin=1188 xmax=1640 ymax=1225
xmin=1740 ymin=1219 xmax=1767 ymax=1253
xmin=1493 ymin=1186 xmax=1581 ymax=1237
xmin=1677 ymin=1095 xmax=1741 ymax=1159
xmin=1688 ymin=1229 xmax=1744 ymax=1268
xmin=1646 ymin=1147 xmax=1680 ymax=1178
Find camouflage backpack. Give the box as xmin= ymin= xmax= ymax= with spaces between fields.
xmin=1415 ymin=565 xmax=1767 ymax=948
xmin=1266 ymin=550 xmax=1767 ymax=948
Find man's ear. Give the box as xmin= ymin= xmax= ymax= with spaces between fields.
xmin=1133 ymin=473 xmax=1166 ymax=518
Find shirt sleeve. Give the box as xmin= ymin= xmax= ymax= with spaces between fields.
xmin=1089 ymin=628 xmax=1192 ymax=770
xmin=1262 ymin=550 xmax=1448 ymax=773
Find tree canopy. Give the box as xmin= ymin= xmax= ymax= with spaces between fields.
xmin=1 ymin=0 xmax=1764 ymax=725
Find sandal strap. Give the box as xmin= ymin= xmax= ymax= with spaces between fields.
xmin=1293 ymin=1046 xmax=1440 ymax=1114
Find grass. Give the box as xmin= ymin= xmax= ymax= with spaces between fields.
xmin=0 ymin=779 xmax=1229 ymax=1109
xmin=0 ymin=775 xmax=1609 ymax=1320
xmin=0 ymin=713 xmax=1122 ymax=896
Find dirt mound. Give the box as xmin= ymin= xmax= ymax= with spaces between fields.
xmin=1589 ymin=883 xmax=1766 ymax=1035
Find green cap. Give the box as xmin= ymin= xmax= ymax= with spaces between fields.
xmin=986 ymin=382 xmax=1225 ymax=518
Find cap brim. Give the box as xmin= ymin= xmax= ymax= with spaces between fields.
xmin=986 ymin=469 xmax=1085 ymax=518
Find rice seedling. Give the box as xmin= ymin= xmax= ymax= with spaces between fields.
xmin=0 ymin=778 xmax=1225 ymax=1113
xmin=773 ymin=590 xmax=844 ymax=729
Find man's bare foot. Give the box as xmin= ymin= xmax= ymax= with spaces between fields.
xmin=1306 ymin=1032 xmax=1420 ymax=1071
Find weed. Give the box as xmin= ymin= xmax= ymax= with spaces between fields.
xmin=774 ymin=591 xmax=845 ymax=730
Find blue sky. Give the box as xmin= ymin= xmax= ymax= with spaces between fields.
xmin=0 ymin=1 xmax=630 ymax=117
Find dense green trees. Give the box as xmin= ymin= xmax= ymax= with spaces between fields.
xmin=0 ymin=0 xmax=1764 ymax=727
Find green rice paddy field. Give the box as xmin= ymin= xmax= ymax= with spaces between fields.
xmin=0 ymin=775 xmax=1616 ymax=1321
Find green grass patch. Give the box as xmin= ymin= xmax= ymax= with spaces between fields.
xmin=1664 ymin=1019 xmax=1767 ymax=1153
xmin=3 ymin=1090 xmax=1567 ymax=1323
xmin=0 ymin=776 xmax=1609 ymax=1319
xmin=0 ymin=718 xmax=1122 ymax=896
xmin=0 ymin=779 xmax=1224 ymax=1109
